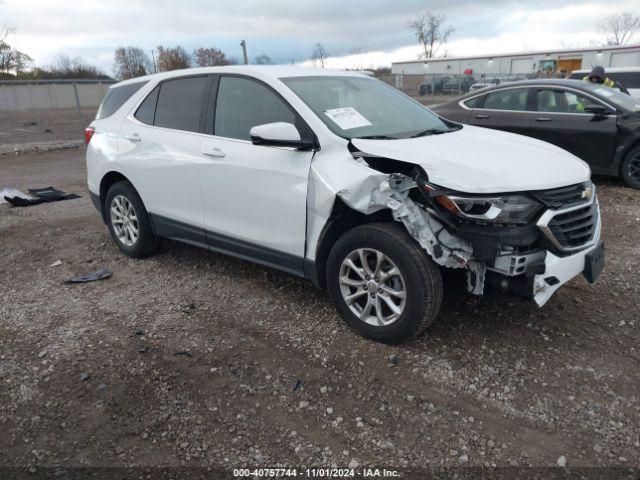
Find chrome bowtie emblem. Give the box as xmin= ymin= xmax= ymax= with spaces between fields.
xmin=581 ymin=186 xmax=593 ymax=200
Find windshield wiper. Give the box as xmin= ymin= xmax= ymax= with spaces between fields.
xmin=355 ymin=134 xmax=399 ymax=140
xmin=410 ymin=128 xmax=456 ymax=138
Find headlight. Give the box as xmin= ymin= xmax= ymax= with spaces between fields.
xmin=435 ymin=193 xmax=542 ymax=224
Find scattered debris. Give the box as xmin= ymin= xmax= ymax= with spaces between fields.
xmin=293 ymin=379 xmax=305 ymax=391
xmin=0 ymin=140 xmax=84 ymax=156
xmin=138 ymin=346 xmax=148 ymax=354
xmin=64 ymin=268 xmax=112 ymax=284
xmin=173 ymin=351 xmax=193 ymax=358
xmin=21 ymin=121 xmax=38 ymax=126
xmin=79 ymin=372 xmax=90 ymax=381
xmin=557 ymin=455 xmax=567 ymax=467
xmin=49 ymin=260 xmax=62 ymax=267
xmin=44 ymin=129 xmax=53 ymax=133
xmin=3 ymin=186 xmax=81 ymax=207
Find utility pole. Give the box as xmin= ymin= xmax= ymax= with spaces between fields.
xmin=151 ymin=49 xmax=157 ymax=73
xmin=240 ymin=40 xmax=249 ymax=65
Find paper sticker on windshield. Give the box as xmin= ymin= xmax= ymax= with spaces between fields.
xmin=593 ymin=88 xmax=614 ymax=97
xmin=324 ymin=107 xmax=372 ymax=130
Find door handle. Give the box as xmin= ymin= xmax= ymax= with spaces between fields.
xmin=126 ymin=133 xmax=141 ymax=142
xmin=202 ymin=147 xmax=226 ymax=158
xmin=474 ymin=114 xmax=490 ymax=119
xmin=535 ymin=117 xmax=552 ymax=122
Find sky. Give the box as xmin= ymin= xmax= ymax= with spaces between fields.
xmin=1 ymin=0 xmax=639 ymax=75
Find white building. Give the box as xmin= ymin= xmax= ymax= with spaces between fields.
xmin=391 ymin=44 xmax=640 ymax=78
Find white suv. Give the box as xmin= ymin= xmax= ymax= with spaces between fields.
xmin=86 ymin=66 xmax=604 ymax=343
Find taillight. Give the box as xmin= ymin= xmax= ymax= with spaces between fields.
xmin=84 ymin=126 xmax=95 ymax=145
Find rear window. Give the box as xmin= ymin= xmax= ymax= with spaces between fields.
xmin=96 ymin=81 xmax=147 ymax=120
xmin=154 ymin=76 xmax=208 ymax=133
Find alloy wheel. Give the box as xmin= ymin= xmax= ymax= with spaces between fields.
xmin=629 ymin=153 xmax=640 ymax=182
xmin=338 ymin=248 xmax=407 ymax=327
xmin=110 ymin=195 xmax=139 ymax=247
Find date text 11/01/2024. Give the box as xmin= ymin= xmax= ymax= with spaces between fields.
xmin=232 ymin=468 xmax=400 ymax=477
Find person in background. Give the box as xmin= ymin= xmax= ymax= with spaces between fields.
xmin=583 ymin=66 xmax=630 ymax=94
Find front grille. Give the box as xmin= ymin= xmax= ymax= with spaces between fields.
xmin=547 ymin=200 xmax=598 ymax=250
xmin=532 ymin=182 xmax=589 ymax=209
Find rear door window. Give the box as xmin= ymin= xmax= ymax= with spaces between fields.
xmin=96 ymin=81 xmax=147 ymax=119
xmin=483 ymin=88 xmax=529 ymax=111
xmin=154 ymin=76 xmax=208 ymax=133
xmin=608 ymin=72 xmax=640 ymax=89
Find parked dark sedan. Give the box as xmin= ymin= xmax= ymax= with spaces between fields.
xmin=431 ymin=79 xmax=640 ymax=189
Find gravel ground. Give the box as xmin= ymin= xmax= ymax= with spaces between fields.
xmin=1 ymin=150 xmax=639 ymax=475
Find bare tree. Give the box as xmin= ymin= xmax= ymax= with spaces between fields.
xmin=114 ymin=46 xmax=151 ymax=79
xmin=598 ymin=11 xmax=640 ymax=45
xmin=0 ymin=25 xmax=32 ymax=75
xmin=254 ymin=54 xmax=272 ymax=65
xmin=156 ymin=46 xmax=191 ymax=71
xmin=408 ymin=12 xmax=454 ymax=59
xmin=51 ymin=55 xmax=106 ymax=79
xmin=193 ymin=47 xmax=233 ymax=67
xmin=311 ymin=43 xmax=329 ymax=68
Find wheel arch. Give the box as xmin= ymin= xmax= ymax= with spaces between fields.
xmin=620 ymin=139 xmax=640 ymax=173
xmin=311 ymin=198 xmax=394 ymax=289
xmin=99 ymin=172 xmax=147 ymax=224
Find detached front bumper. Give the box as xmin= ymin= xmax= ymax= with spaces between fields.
xmin=533 ymin=195 xmax=603 ymax=306
xmin=533 ymin=239 xmax=604 ymax=306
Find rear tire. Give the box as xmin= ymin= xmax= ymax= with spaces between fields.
xmin=621 ymin=146 xmax=640 ymax=189
xmin=326 ymin=223 xmax=443 ymax=344
xmin=104 ymin=181 xmax=158 ymax=258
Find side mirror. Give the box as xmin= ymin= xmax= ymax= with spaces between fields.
xmin=250 ymin=122 xmax=315 ymax=150
xmin=584 ymin=104 xmax=609 ymax=115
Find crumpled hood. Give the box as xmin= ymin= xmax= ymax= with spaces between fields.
xmin=351 ymin=125 xmax=591 ymax=193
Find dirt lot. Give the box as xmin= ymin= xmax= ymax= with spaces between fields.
xmin=0 ymin=109 xmax=95 ymax=147
xmin=1 ymin=149 xmax=639 ymax=475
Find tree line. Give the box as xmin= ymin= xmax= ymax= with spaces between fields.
xmin=1 ymin=10 xmax=638 ymax=80
xmin=114 ymin=45 xmax=274 ymax=79
xmin=0 ymin=27 xmax=273 ymax=80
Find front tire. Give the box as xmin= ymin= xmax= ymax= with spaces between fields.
xmin=326 ymin=223 xmax=443 ymax=343
xmin=104 ymin=181 xmax=158 ymax=258
xmin=621 ymin=146 xmax=640 ymax=189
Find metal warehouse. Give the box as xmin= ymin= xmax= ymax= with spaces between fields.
xmin=391 ymin=44 xmax=640 ymax=77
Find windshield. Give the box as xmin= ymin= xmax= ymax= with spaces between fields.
xmin=582 ymin=82 xmax=640 ymax=112
xmin=282 ymin=76 xmax=453 ymax=139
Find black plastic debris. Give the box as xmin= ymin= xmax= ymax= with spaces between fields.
xmin=173 ymin=351 xmax=193 ymax=358
xmin=65 ymin=268 xmax=112 ymax=284
xmin=21 ymin=121 xmax=38 ymax=126
xmin=4 ymin=186 xmax=81 ymax=207
xmin=293 ymin=379 xmax=305 ymax=392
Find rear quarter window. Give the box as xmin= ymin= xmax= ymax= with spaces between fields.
xmin=462 ymin=96 xmax=483 ymax=108
xmin=134 ymin=85 xmax=160 ymax=125
xmin=96 ymin=81 xmax=147 ymax=120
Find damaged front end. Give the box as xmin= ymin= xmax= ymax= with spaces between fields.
xmin=308 ymin=146 xmax=603 ymax=307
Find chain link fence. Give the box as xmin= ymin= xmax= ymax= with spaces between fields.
xmin=377 ymin=73 xmax=542 ymax=99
